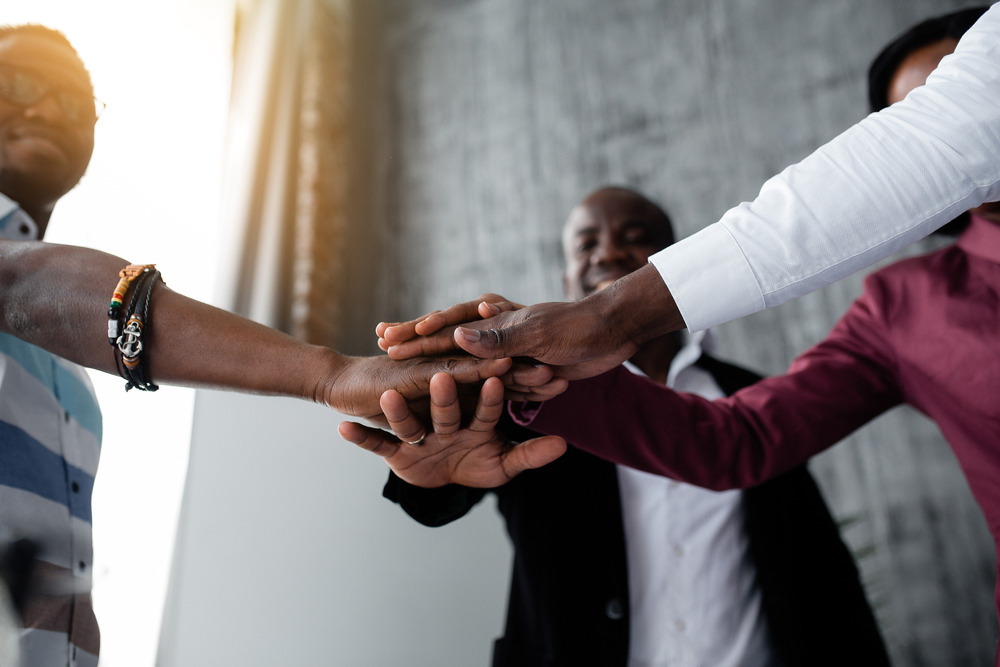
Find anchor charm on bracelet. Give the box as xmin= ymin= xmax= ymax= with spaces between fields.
xmin=116 ymin=315 xmax=145 ymax=368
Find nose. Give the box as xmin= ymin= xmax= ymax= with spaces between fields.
xmin=590 ymin=237 xmax=630 ymax=266
xmin=22 ymin=93 xmax=64 ymax=123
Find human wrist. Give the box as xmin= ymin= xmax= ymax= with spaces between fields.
xmin=597 ymin=263 xmax=685 ymax=350
xmin=310 ymin=346 xmax=353 ymax=409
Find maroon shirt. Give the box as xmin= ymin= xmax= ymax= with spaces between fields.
xmin=512 ymin=215 xmax=1000 ymax=647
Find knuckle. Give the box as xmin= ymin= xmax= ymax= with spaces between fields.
xmin=367 ymin=436 xmax=389 ymax=455
xmin=434 ymin=416 xmax=461 ymax=430
xmin=397 ymin=426 xmax=423 ymax=441
xmin=484 ymin=329 xmax=500 ymax=346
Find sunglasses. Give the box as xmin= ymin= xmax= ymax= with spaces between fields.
xmin=0 ymin=63 xmax=104 ymax=124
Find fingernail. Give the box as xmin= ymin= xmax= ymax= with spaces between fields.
xmin=458 ymin=327 xmax=482 ymax=343
xmin=483 ymin=302 xmax=500 ymax=316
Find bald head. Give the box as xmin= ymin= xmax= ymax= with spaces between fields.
xmin=562 ymin=187 xmax=674 ymax=301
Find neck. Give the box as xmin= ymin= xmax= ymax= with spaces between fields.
xmin=629 ymin=331 xmax=682 ymax=384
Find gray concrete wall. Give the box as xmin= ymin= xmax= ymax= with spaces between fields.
xmin=338 ymin=1 xmax=998 ymax=664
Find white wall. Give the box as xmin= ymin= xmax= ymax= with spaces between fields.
xmin=157 ymin=390 xmax=512 ymax=667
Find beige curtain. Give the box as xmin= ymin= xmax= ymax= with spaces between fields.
xmin=157 ymin=3 xmax=350 ymax=663
xmin=214 ymin=0 xmax=350 ymax=344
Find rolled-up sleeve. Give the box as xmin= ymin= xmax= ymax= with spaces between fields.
xmin=652 ymin=5 xmax=1000 ymax=332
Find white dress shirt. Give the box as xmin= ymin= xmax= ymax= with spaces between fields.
xmin=651 ymin=5 xmax=1000 ymax=332
xmin=618 ymin=332 xmax=773 ymax=667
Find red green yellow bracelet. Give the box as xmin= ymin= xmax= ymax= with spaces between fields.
xmin=107 ymin=264 xmax=155 ymax=345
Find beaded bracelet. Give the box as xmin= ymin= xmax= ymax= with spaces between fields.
xmin=115 ymin=268 xmax=152 ymax=390
xmin=107 ymin=264 xmax=155 ymax=346
xmin=109 ymin=265 xmax=161 ymax=392
xmin=130 ymin=270 xmax=160 ymax=392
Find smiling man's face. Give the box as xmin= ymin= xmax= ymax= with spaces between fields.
xmin=0 ymin=32 xmax=95 ymax=209
xmin=562 ymin=188 xmax=674 ymax=301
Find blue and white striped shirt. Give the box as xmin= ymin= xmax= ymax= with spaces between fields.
xmin=0 ymin=332 xmax=102 ymax=667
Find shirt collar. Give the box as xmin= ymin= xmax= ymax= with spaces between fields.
xmin=958 ymin=214 xmax=1000 ymax=264
xmin=624 ymin=328 xmax=710 ymax=388
xmin=0 ymin=192 xmax=17 ymax=220
xmin=0 ymin=192 xmax=37 ymax=241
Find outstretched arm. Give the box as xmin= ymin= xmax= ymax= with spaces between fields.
xmin=0 ymin=239 xmax=543 ymax=421
xmin=376 ymin=275 xmax=682 ymax=381
xmin=339 ymin=373 xmax=566 ymax=488
xmin=510 ymin=281 xmax=905 ymax=490
xmin=382 ymin=7 xmax=1000 ymax=376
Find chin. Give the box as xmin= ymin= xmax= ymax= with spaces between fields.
xmin=0 ymin=168 xmax=78 ymax=206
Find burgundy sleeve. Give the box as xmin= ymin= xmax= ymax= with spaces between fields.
xmin=510 ymin=275 xmax=905 ymax=491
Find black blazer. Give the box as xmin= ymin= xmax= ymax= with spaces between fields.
xmin=385 ymin=355 xmax=890 ymax=667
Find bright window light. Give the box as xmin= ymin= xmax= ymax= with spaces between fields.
xmin=1 ymin=2 xmax=234 ymax=666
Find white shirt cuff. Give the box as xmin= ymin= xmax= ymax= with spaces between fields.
xmin=649 ymin=223 xmax=765 ymax=332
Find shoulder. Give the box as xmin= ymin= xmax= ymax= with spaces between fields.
xmin=859 ymin=244 xmax=966 ymax=315
xmin=863 ymin=243 xmax=962 ymax=287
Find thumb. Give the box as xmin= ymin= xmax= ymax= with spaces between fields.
xmin=455 ymin=322 xmax=532 ymax=359
xmin=501 ymin=436 xmax=567 ymax=478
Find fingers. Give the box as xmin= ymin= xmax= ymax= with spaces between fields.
xmin=385 ymin=327 xmax=462 ymax=359
xmin=379 ymin=294 xmax=521 ymax=346
xmin=476 ymin=297 xmax=524 ymax=319
xmin=503 ymin=377 xmax=569 ymax=403
xmin=412 ymin=294 xmax=520 ymax=337
xmin=380 ymin=299 xmax=483 ymax=345
xmin=375 ymin=321 xmax=398 ymax=338
xmin=380 ymin=389 xmax=427 ymax=444
xmin=411 ymin=301 xmax=485 ymax=337
xmin=467 ymin=377 xmax=506 ymax=433
xmin=503 ymin=360 xmax=553 ymax=388
xmin=429 ymin=373 xmax=461 ymax=435
xmin=338 ymin=421 xmax=401 ymax=458
xmin=432 ymin=355 xmax=513 ymax=385
xmin=500 ymin=436 xmax=567 ymax=478
xmin=378 ymin=296 xmax=524 ymax=357
xmin=376 ymin=308 xmax=442 ymax=343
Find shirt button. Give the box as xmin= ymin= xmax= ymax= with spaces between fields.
xmin=605 ymin=598 xmax=624 ymax=620
xmin=79 ymin=561 xmax=86 ymax=572
xmin=673 ymin=545 xmax=684 ymax=557
xmin=675 ymin=620 xmax=686 ymax=632
xmin=64 ymin=411 xmax=70 ymax=422
xmin=71 ymin=481 xmax=80 ymax=493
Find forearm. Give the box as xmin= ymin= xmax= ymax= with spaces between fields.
xmin=653 ymin=5 xmax=1000 ymax=331
xmin=511 ymin=366 xmax=794 ymax=490
xmin=511 ymin=350 xmax=901 ymax=490
xmin=591 ymin=263 xmax=686 ymax=349
xmin=0 ymin=240 xmax=342 ymax=402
